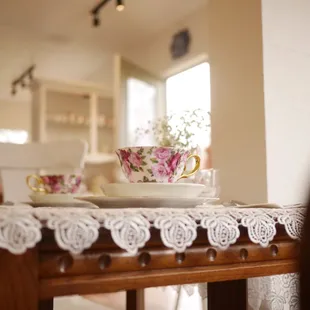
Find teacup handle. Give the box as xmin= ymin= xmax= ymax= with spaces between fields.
xmin=178 ymin=154 xmax=201 ymax=180
xmin=26 ymin=175 xmax=46 ymax=193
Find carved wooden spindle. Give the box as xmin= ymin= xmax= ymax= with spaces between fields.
xmin=240 ymin=249 xmax=248 ymax=261
xmin=206 ymin=248 xmax=217 ymax=262
xmin=138 ymin=252 xmax=151 ymax=267
xmin=175 ymin=253 xmax=186 ymax=264
xmin=98 ymin=254 xmax=112 ymax=270
xmin=270 ymin=245 xmax=279 ymax=257
xmin=58 ymin=255 xmax=73 ymax=273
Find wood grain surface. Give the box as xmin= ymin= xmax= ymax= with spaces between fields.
xmin=39 ymin=259 xmax=298 ymax=299
xmin=0 ymin=249 xmax=39 ymax=310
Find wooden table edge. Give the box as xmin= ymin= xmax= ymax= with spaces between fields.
xmin=39 ymin=259 xmax=298 ymax=299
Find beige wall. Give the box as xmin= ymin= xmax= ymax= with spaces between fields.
xmin=262 ymin=0 xmax=310 ymax=204
xmin=207 ymin=0 xmax=268 ymax=203
xmin=0 ymin=101 xmax=31 ymax=131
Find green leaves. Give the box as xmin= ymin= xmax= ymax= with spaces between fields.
xmin=130 ymin=163 xmax=139 ymax=172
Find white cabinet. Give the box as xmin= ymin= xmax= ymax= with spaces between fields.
xmin=30 ymin=78 xmax=117 ymax=167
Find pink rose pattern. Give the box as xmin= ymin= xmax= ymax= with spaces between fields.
xmin=119 ymin=150 xmax=130 ymax=161
xmin=153 ymin=147 xmax=171 ymax=161
xmin=151 ymin=163 xmax=171 ymax=183
xmin=169 ymin=153 xmax=182 ymax=171
xmin=38 ymin=175 xmax=82 ymax=194
xmin=116 ymin=147 xmax=190 ymax=183
xmin=123 ymin=161 xmax=132 ymax=181
xmin=129 ymin=152 xmax=142 ymax=167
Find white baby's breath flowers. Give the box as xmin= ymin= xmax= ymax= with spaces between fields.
xmin=135 ymin=109 xmax=210 ymax=149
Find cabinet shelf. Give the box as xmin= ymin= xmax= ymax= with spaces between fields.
xmin=31 ymin=78 xmax=117 ymax=178
xmin=46 ymin=120 xmax=113 ymax=129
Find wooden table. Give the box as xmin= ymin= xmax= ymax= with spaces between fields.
xmin=0 ymin=224 xmax=299 ymax=310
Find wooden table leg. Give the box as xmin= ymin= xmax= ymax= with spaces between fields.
xmin=39 ymin=299 xmax=54 ymax=310
xmin=0 ymin=249 xmax=39 ymax=310
xmin=126 ymin=289 xmax=145 ymax=310
xmin=208 ymin=279 xmax=247 ymax=310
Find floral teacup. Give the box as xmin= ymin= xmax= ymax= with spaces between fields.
xmin=26 ymin=174 xmax=82 ymax=194
xmin=116 ymin=146 xmax=200 ymax=183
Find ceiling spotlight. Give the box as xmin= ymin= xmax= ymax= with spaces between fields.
xmin=93 ymin=15 xmax=100 ymax=27
xmin=11 ymin=85 xmax=17 ymax=96
xmin=90 ymin=0 xmax=125 ymax=27
xmin=28 ymin=67 xmax=34 ymax=80
xmin=10 ymin=64 xmax=35 ymax=95
xmin=116 ymin=0 xmax=124 ymax=11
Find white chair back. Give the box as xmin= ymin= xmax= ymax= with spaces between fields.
xmin=0 ymin=139 xmax=88 ymax=202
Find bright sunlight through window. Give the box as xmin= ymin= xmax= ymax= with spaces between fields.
xmin=166 ymin=62 xmax=210 ymax=114
xmin=166 ymin=62 xmax=211 ymax=146
xmin=0 ymin=129 xmax=28 ymax=144
xmin=127 ymin=78 xmax=156 ymax=146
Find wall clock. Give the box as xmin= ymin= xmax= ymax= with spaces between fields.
xmin=170 ymin=29 xmax=191 ymax=60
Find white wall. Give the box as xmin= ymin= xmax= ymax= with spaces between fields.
xmin=0 ymin=101 xmax=31 ymax=131
xmin=126 ymin=5 xmax=209 ymax=77
xmin=207 ymin=0 xmax=268 ymax=203
xmin=207 ymin=0 xmax=310 ymax=204
xmin=262 ymin=0 xmax=310 ymax=204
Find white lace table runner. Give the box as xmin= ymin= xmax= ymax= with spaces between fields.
xmin=0 ymin=205 xmax=304 ymax=255
xmin=0 ymin=205 xmax=304 ymax=310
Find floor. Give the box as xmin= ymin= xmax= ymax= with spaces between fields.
xmin=54 ymin=287 xmax=206 ymax=310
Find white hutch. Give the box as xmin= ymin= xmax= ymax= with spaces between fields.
xmin=30 ymin=78 xmax=118 ymax=186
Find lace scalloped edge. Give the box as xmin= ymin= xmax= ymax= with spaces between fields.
xmin=0 ymin=206 xmax=305 ymax=255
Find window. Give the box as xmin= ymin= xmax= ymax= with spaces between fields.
xmin=127 ymin=77 xmax=156 ymax=146
xmin=166 ymin=62 xmax=211 ymax=147
xmin=166 ymin=62 xmax=210 ymax=114
xmin=0 ymin=129 xmax=28 ymax=144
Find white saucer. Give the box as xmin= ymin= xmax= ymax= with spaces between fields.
xmin=27 ymin=194 xmax=97 ymax=208
xmin=102 ymin=183 xmax=205 ymax=198
xmin=229 ymin=203 xmax=302 ymax=209
xmin=29 ymin=194 xmax=79 ymax=203
xmin=75 ymin=196 xmax=219 ymax=209
xmin=24 ymin=201 xmax=98 ymax=209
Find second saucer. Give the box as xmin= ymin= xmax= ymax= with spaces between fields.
xmin=102 ymin=183 xmax=205 ymax=198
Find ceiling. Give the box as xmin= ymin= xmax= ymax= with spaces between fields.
xmin=0 ymin=0 xmax=208 ymax=102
